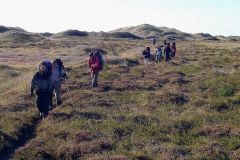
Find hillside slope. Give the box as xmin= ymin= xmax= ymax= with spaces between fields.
xmin=110 ymin=24 xmax=221 ymax=41
xmin=0 ymin=40 xmax=240 ymax=159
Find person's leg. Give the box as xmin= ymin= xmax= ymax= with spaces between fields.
xmin=95 ymin=72 xmax=99 ymax=87
xmin=49 ymin=87 xmax=54 ymax=109
xmin=92 ymin=73 xmax=98 ymax=88
xmin=36 ymin=92 xmax=44 ymax=117
xmin=166 ymin=53 xmax=169 ymax=61
xmin=91 ymin=73 xmax=95 ymax=88
xmin=42 ymin=91 xmax=50 ymax=118
xmin=157 ymin=55 xmax=160 ymax=63
xmin=55 ymin=81 xmax=62 ymax=105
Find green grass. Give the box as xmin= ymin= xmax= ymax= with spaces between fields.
xmin=0 ymin=40 xmax=240 ymax=159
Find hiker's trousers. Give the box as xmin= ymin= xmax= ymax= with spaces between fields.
xmin=155 ymin=55 xmax=162 ymax=63
xmin=50 ymin=81 xmax=62 ymax=106
xmin=36 ymin=90 xmax=50 ymax=116
xmin=165 ymin=53 xmax=171 ymax=61
xmin=92 ymin=72 xmax=99 ymax=88
xmin=144 ymin=58 xmax=150 ymax=65
xmin=53 ymin=81 xmax=61 ymax=101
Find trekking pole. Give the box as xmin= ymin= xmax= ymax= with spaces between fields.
xmin=63 ymin=78 xmax=74 ymax=108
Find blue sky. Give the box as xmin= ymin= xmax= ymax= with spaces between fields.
xmin=0 ymin=0 xmax=239 ymax=36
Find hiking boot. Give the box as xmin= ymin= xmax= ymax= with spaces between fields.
xmin=57 ymin=100 xmax=62 ymax=106
xmin=39 ymin=112 xmax=44 ymax=119
xmin=43 ymin=114 xmax=48 ymax=119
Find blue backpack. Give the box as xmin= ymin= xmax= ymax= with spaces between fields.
xmin=43 ymin=60 xmax=52 ymax=74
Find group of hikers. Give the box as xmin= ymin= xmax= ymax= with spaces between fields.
xmin=30 ymin=59 xmax=67 ymax=118
xmin=30 ymin=50 xmax=104 ymax=119
xmin=143 ymin=39 xmax=176 ymax=64
xmin=30 ymin=40 xmax=175 ymax=119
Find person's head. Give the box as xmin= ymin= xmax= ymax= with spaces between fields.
xmin=39 ymin=61 xmax=47 ymax=73
xmin=164 ymin=40 xmax=167 ymax=44
xmin=89 ymin=51 xmax=94 ymax=58
xmin=145 ymin=46 xmax=150 ymax=52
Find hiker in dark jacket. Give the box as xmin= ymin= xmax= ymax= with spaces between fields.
xmin=142 ymin=47 xmax=151 ymax=65
xmin=88 ymin=51 xmax=101 ymax=88
xmin=170 ymin=42 xmax=176 ymax=58
xmin=155 ymin=46 xmax=163 ymax=63
xmin=30 ymin=61 xmax=52 ymax=118
xmin=163 ymin=40 xmax=167 ymax=47
xmin=164 ymin=43 xmax=171 ymax=61
xmin=153 ymin=38 xmax=156 ymax=45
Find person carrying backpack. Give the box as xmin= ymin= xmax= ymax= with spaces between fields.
xmin=88 ymin=51 xmax=102 ymax=89
xmin=30 ymin=61 xmax=52 ymax=118
xmin=155 ymin=46 xmax=163 ymax=63
xmin=50 ymin=58 xmax=67 ymax=106
xmin=153 ymin=38 xmax=156 ymax=45
xmin=164 ymin=43 xmax=171 ymax=62
xmin=170 ymin=42 xmax=176 ymax=58
xmin=94 ymin=50 xmax=104 ymax=71
xmin=142 ymin=47 xmax=151 ymax=65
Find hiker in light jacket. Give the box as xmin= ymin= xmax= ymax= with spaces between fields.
xmin=88 ymin=51 xmax=101 ymax=88
xmin=50 ymin=59 xmax=67 ymax=106
xmin=30 ymin=61 xmax=52 ymax=118
xmin=155 ymin=46 xmax=163 ymax=63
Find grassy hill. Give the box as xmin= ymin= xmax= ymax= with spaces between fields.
xmin=0 ymin=26 xmax=240 ymax=159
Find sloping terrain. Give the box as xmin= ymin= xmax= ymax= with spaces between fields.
xmin=0 ymin=38 xmax=240 ymax=159
xmin=111 ymin=24 xmax=223 ymax=41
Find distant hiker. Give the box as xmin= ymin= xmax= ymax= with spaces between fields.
xmin=170 ymin=42 xmax=176 ymax=58
xmin=155 ymin=46 xmax=163 ymax=63
xmin=153 ymin=38 xmax=156 ymax=45
xmin=88 ymin=51 xmax=102 ymax=88
xmin=50 ymin=58 xmax=67 ymax=107
xmin=164 ymin=43 xmax=171 ymax=61
xmin=142 ymin=47 xmax=151 ymax=65
xmin=30 ymin=61 xmax=52 ymax=118
xmin=163 ymin=40 xmax=167 ymax=46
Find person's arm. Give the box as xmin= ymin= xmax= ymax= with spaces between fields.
xmin=30 ymin=73 xmax=37 ymax=95
xmin=88 ymin=59 xmax=92 ymax=68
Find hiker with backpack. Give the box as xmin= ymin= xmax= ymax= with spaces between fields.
xmin=164 ymin=43 xmax=171 ymax=62
xmin=88 ymin=50 xmax=103 ymax=89
xmin=153 ymin=38 xmax=156 ymax=45
xmin=50 ymin=58 xmax=67 ymax=107
xmin=142 ymin=47 xmax=151 ymax=65
xmin=170 ymin=42 xmax=176 ymax=58
xmin=155 ymin=46 xmax=163 ymax=63
xmin=30 ymin=61 xmax=52 ymax=118
xmin=163 ymin=40 xmax=167 ymax=47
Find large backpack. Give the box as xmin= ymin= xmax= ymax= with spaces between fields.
xmin=54 ymin=58 xmax=64 ymax=74
xmin=43 ymin=60 xmax=52 ymax=75
xmin=96 ymin=52 xmax=104 ymax=71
